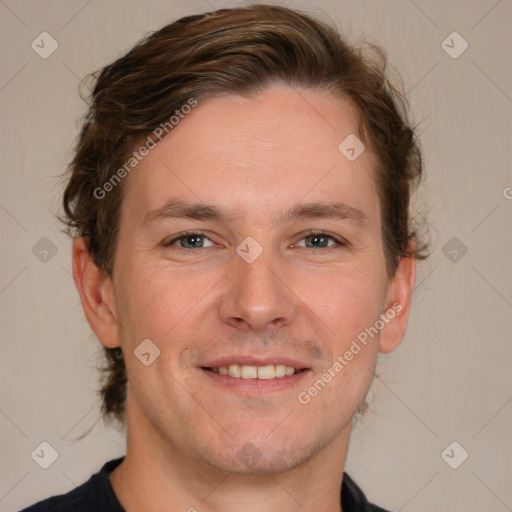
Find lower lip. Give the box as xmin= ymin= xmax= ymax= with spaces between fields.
xmin=200 ymin=368 xmax=311 ymax=395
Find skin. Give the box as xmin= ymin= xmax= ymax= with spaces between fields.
xmin=73 ymin=83 xmax=415 ymax=512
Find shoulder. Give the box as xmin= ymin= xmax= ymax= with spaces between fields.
xmin=17 ymin=457 xmax=125 ymax=512
xmin=342 ymin=472 xmax=394 ymax=512
xmin=18 ymin=490 xmax=86 ymax=512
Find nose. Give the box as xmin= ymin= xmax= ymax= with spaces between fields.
xmin=218 ymin=245 xmax=297 ymax=332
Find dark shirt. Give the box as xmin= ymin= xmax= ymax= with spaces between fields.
xmin=18 ymin=457 xmax=391 ymax=511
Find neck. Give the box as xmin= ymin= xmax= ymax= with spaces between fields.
xmin=109 ymin=397 xmax=351 ymax=512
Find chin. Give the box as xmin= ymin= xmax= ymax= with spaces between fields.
xmin=195 ymin=431 xmax=326 ymax=476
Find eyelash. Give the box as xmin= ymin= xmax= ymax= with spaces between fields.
xmin=163 ymin=230 xmax=348 ymax=250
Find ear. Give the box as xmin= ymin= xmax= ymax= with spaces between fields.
xmin=72 ymin=238 xmax=120 ymax=348
xmin=379 ymin=243 xmax=416 ymax=354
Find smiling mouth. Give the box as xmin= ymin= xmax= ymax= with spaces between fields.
xmin=202 ymin=364 xmax=308 ymax=380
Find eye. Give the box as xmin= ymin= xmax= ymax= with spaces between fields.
xmin=163 ymin=230 xmax=348 ymax=251
xmin=163 ymin=231 xmax=216 ymax=249
xmin=295 ymin=231 xmax=347 ymax=249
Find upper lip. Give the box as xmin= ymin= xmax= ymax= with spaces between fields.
xmin=201 ymin=356 xmax=311 ymax=370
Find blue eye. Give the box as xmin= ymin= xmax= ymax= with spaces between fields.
xmin=163 ymin=231 xmax=347 ymax=250
xmin=297 ymin=232 xmax=345 ymax=249
xmin=165 ymin=232 xmax=215 ymax=249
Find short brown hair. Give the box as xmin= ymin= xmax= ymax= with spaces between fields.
xmin=62 ymin=4 xmax=428 ymax=425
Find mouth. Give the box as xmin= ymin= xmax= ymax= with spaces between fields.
xmin=202 ymin=364 xmax=308 ymax=380
xmin=199 ymin=359 xmax=311 ymax=394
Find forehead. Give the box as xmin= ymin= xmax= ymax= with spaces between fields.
xmin=121 ymin=84 xmax=380 ymax=226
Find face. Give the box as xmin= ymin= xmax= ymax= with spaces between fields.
xmin=86 ymin=84 xmax=412 ymax=475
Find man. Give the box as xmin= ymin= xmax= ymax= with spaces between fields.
xmin=20 ymin=4 xmax=427 ymax=511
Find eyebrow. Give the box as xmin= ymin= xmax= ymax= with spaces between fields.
xmin=142 ymin=197 xmax=369 ymax=229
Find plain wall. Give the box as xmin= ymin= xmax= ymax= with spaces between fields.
xmin=1 ymin=1 xmax=511 ymax=510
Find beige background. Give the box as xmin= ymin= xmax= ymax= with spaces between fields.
xmin=1 ymin=0 xmax=511 ymax=510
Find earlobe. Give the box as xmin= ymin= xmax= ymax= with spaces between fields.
xmin=72 ymin=238 xmax=120 ymax=349
xmin=378 ymin=246 xmax=416 ymax=354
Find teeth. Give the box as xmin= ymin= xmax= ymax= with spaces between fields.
xmin=228 ymin=364 xmax=241 ymax=378
xmin=241 ymin=365 xmax=258 ymax=379
xmin=213 ymin=364 xmax=298 ymax=379
xmin=275 ymin=364 xmax=286 ymax=378
xmin=285 ymin=366 xmax=295 ymax=376
xmin=257 ymin=365 xmax=275 ymax=380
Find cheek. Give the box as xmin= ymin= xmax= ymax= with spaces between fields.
xmin=113 ymin=260 xmax=209 ymax=345
xmin=304 ymin=267 xmax=387 ymax=344
xmin=307 ymin=274 xmax=382 ymax=406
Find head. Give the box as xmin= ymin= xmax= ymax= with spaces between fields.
xmin=65 ymin=4 xmax=427 ymax=473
